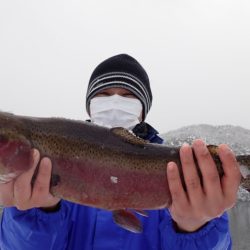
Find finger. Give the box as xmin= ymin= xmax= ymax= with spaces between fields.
xmin=218 ymin=144 xmax=241 ymax=202
xmin=167 ymin=162 xmax=188 ymax=207
xmin=0 ymin=181 xmax=15 ymax=206
xmin=31 ymin=157 xmax=52 ymax=203
xmin=14 ymin=149 xmax=40 ymax=206
xmin=180 ymin=143 xmax=204 ymax=204
xmin=192 ymin=140 xmax=222 ymax=197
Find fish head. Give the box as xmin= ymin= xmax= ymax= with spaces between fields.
xmin=0 ymin=111 xmax=32 ymax=181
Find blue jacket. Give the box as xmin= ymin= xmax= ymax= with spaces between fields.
xmin=0 ymin=122 xmax=232 ymax=250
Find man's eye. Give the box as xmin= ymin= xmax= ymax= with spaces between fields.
xmin=123 ymin=94 xmax=136 ymax=98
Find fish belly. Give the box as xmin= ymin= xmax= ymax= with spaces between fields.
xmin=51 ymin=157 xmax=171 ymax=210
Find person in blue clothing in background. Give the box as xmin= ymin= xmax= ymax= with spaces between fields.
xmin=0 ymin=54 xmax=241 ymax=249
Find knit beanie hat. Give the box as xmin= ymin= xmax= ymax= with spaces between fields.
xmin=86 ymin=54 xmax=152 ymax=120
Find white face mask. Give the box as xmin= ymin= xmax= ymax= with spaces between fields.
xmin=90 ymin=94 xmax=143 ymax=130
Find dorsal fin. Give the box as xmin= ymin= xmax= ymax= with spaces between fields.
xmin=111 ymin=127 xmax=148 ymax=146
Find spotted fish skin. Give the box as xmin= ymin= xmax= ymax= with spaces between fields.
xmin=0 ymin=111 xmax=249 ymax=212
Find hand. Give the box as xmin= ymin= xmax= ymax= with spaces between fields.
xmin=166 ymin=139 xmax=241 ymax=232
xmin=0 ymin=149 xmax=60 ymax=210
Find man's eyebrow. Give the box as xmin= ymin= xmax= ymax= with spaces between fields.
xmin=123 ymin=93 xmax=136 ymax=96
xmin=97 ymin=91 xmax=110 ymax=95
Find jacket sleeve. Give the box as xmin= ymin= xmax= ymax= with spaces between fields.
xmin=159 ymin=210 xmax=232 ymax=250
xmin=0 ymin=200 xmax=72 ymax=250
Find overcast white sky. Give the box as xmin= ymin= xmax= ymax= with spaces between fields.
xmin=0 ymin=0 xmax=250 ymax=134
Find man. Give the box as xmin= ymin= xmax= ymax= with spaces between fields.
xmin=0 ymin=54 xmax=241 ymax=249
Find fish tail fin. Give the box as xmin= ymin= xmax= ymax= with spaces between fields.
xmin=236 ymin=155 xmax=250 ymax=192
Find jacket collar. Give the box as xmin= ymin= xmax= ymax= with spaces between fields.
xmin=132 ymin=122 xmax=163 ymax=144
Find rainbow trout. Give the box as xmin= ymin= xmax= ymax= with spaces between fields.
xmin=0 ymin=111 xmax=250 ymax=233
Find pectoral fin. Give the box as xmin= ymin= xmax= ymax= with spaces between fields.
xmin=134 ymin=209 xmax=148 ymax=217
xmin=112 ymin=209 xmax=142 ymax=233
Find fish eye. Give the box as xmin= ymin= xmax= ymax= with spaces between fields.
xmin=0 ymin=134 xmax=8 ymax=144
